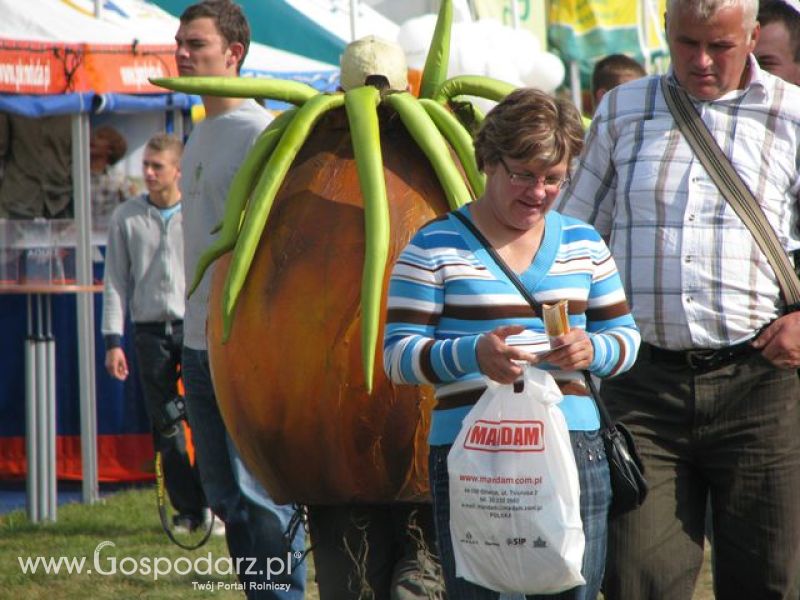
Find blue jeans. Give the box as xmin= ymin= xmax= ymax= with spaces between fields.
xmin=182 ymin=348 xmax=306 ymax=599
xmin=429 ymin=430 xmax=611 ymax=600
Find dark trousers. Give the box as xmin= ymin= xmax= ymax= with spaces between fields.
xmin=601 ymin=348 xmax=800 ymax=600
xmin=308 ymin=503 xmax=446 ymax=600
xmin=133 ymin=323 xmax=206 ymax=520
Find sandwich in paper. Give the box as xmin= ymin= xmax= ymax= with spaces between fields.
xmin=542 ymin=299 xmax=570 ymax=339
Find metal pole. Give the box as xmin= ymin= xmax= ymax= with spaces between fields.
xmin=25 ymin=296 xmax=39 ymax=523
xmin=349 ymin=0 xmax=358 ymax=42
xmin=639 ymin=0 xmax=652 ymax=72
xmin=570 ymin=61 xmax=582 ymax=114
xmin=45 ymin=295 xmax=57 ymax=521
xmin=34 ymin=295 xmax=49 ymax=520
xmin=509 ymin=0 xmax=521 ymax=29
xmin=72 ymin=113 xmax=99 ymax=505
xmin=171 ymin=109 xmax=184 ymax=140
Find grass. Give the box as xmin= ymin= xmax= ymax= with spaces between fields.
xmin=0 ymin=485 xmax=320 ymax=599
xmin=0 ymin=485 xmax=715 ymax=599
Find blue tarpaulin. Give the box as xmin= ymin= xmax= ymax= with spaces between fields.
xmin=0 ymin=91 xmax=198 ymax=117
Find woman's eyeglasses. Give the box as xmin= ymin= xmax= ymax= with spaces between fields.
xmin=498 ymin=156 xmax=570 ymax=192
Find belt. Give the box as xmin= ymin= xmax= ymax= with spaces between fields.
xmin=133 ymin=320 xmax=183 ymax=335
xmin=641 ymin=339 xmax=759 ymax=372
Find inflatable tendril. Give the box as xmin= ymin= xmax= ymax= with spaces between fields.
xmin=152 ymin=0 xmax=515 ymax=392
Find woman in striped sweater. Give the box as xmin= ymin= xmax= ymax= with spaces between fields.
xmin=383 ymin=88 xmax=641 ymax=599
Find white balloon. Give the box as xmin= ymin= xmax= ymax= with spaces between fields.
xmin=509 ymin=26 xmax=541 ymax=55
xmin=520 ymin=51 xmax=566 ymax=92
xmin=396 ymin=14 xmax=437 ymax=70
xmin=396 ymin=12 xmax=563 ymax=92
xmin=489 ymin=61 xmax=525 ymax=87
xmin=454 ymin=45 xmax=488 ymax=78
xmin=445 ymin=20 xmax=464 ymax=75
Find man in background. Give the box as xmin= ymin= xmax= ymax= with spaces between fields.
xmin=755 ymin=0 xmax=800 ymax=84
xmin=102 ymin=133 xmax=209 ymax=535
xmin=590 ymin=53 xmax=647 ymax=113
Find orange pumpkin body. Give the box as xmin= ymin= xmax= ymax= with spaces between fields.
xmin=207 ymin=107 xmax=452 ymax=505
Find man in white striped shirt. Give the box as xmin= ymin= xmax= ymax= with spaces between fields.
xmin=559 ymin=0 xmax=800 ymax=598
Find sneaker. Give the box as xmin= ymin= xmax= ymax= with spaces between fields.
xmin=211 ymin=517 xmax=226 ymax=537
xmin=172 ymin=514 xmax=201 ymax=535
xmin=203 ymin=508 xmax=226 ymax=536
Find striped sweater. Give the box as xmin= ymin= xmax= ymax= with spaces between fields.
xmin=383 ymin=206 xmax=641 ymax=445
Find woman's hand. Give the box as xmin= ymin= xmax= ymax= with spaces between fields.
xmin=543 ymin=328 xmax=594 ymax=371
xmin=476 ymin=325 xmax=540 ymax=384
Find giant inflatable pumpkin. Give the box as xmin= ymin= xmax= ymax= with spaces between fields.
xmin=155 ymin=0 xmax=514 ymax=504
xmin=207 ymin=108 xmax=448 ymax=504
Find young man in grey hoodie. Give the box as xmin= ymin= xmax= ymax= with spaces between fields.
xmin=102 ymin=133 xmax=208 ymax=533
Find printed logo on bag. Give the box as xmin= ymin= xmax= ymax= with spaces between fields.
xmin=460 ymin=531 xmax=479 ymax=546
xmin=463 ymin=419 xmax=545 ymax=452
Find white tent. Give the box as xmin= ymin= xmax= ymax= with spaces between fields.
xmin=0 ymin=0 xmax=336 ymax=97
xmin=0 ymin=0 xmax=335 ymax=521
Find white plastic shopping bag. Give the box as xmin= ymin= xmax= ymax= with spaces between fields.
xmin=448 ymin=366 xmax=585 ymax=594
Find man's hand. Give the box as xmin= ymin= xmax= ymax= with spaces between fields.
xmin=751 ymin=312 xmax=800 ymax=369
xmin=105 ymin=347 xmax=129 ymax=380
xmin=476 ymin=325 xmax=540 ymax=384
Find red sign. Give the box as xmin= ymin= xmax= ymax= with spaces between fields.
xmin=0 ymin=39 xmax=178 ymax=94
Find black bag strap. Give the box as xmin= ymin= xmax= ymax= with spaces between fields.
xmin=660 ymin=76 xmax=800 ymax=310
xmin=451 ymin=209 xmax=616 ymax=429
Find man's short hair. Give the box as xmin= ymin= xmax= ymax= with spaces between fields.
xmin=667 ymin=0 xmax=758 ymax=31
xmin=146 ymin=133 xmax=184 ymax=161
xmin=591 ymin=54 xmax=647 ymax=95
xmin=759 ymin=0 xmax=800 ymax=62
xmin=180 ymin=0 xmax=251 ymax=72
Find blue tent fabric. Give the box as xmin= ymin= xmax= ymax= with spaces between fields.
xmin=0 ymin=93 xmax=96 ymax=117
xmin=0 ymin=92 xmax=198 ymax=117
xmin=240 ymin=70 xmax=340 ymax=92
xmin=0 ymin=264 xmax=150 ymax=440
xmin=93 ymin=92 xmax=197 ymax=114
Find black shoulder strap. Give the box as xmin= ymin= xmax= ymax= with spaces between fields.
xmin=451 ymin=210 xmax=540 ymax=312
xmin=451 ymin=209 xmax=616 ymax=428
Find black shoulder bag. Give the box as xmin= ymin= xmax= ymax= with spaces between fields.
xmin=451 ymin=210 xmax=648 ymax=517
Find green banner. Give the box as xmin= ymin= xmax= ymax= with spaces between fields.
xmin=547 ymin=0 xmax=667 ymax=87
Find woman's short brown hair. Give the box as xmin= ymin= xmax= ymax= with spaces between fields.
xmin=474 ymin=88 xmax=584 ymax=171
xmin=93 ymin=125 xmax=128 ymax=166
